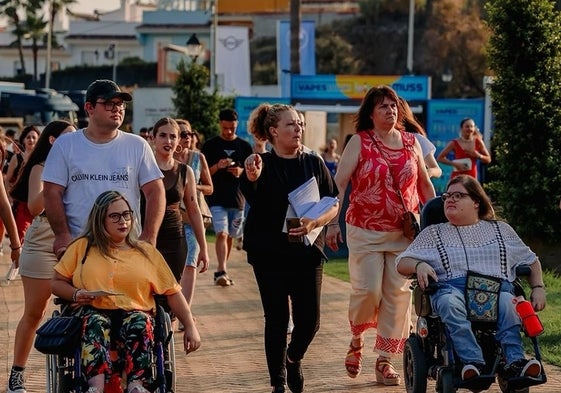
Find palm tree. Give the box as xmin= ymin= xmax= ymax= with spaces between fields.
xmin=46 ymin=0 xmax=78 ymax=87
xmin=24 ymin=10 xmax=48 ymax=82
xmin=1 ymin=0 xmax=27 ymax=75
xmin=290 ymin=0 xmax=301 ymax=75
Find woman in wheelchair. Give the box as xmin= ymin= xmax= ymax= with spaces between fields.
xmin=396 ymin=175 xmax=546 ymax=382
xmin=51 ymin=190 xmax=201 ymax=393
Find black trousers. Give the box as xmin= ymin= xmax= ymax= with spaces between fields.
xmin=251 ymin=252 xmax=323 ymax=388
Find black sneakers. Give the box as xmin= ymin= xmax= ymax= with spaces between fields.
xmin=8 ymin=367 xmax=26 ymax=393
xmin=461 ymin=363 xmax=482 ymax=380
xmin=214 ymin=271 xmax=234 ymax=286
xmin=286 ymin=357 xmax=304 ymax=393
xmin=503 ymin=358 xmax=541 ymax=379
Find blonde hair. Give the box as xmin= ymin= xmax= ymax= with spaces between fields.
xmin=248 ymin=103 xmax=294 ymax=142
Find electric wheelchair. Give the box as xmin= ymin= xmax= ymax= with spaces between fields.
xmin=403 ymin=197 xmax=547 ymax=393
xmin=44 ymin=296 xmax=176 ymax=393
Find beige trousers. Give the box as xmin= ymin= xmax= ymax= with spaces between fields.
xmin=346 ymin=224 xmax=412 ymax=357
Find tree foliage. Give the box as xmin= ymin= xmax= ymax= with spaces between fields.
xmin=172 ymin=60 xmax=233 ymax=142
xmin=486 ymin=0 xmax=561 ymax=242
xmin=248 ymin=0 xmax=490 ymax=97
xmin=418 ymin=0 xmax=489 ymax=97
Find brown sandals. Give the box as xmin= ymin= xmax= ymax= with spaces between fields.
xmin=345 ymin=341 xmax=364 ymax=378
xmin=375 ymin=358 xmax=401 ymax=386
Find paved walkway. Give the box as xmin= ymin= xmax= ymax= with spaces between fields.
xmin=1 ymin=242 xmax=560 ymax=392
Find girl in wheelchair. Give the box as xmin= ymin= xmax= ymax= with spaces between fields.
xmin=396 ymin=175 xmax=546 ymax=382
xmin=51 ymin=190 xmax=201 ymax=392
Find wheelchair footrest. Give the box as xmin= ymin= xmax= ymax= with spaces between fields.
xmin=457 ymin=374 xmax=494 ymax=391
xmin=505 ymin=373 xmax=547 ymax=390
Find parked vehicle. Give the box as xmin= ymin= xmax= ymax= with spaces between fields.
xmin=0 ymin=86 xmax=78 ymax=130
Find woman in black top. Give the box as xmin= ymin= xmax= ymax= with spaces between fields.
xmin=241 ymin=103 xmax=338 ymax=393
xmin=150 ymin=118 xmax=209 ymax=281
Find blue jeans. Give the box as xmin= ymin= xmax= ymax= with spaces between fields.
xmin=430 ymin=277 xmax=525 ymax=366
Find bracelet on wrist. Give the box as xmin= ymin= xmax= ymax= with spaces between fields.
xmin=531 ymin=285 xmax=545 ymax=290
xmin=414 ymin=261 xmax=426 ymax=272
xmin=10 ymin=244 xmax=22 ymax=251
xmin=72 ymin=288 xmax=81 ymax=302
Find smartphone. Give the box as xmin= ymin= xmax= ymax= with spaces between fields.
xmin=286 ymin=218 xmax=303 ymax=243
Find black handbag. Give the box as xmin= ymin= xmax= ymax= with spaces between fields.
xmin=34 ymin=315 xmax=82 ymax=355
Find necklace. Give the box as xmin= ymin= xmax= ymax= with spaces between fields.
xmin=460 ymin=136 xmax=472 ymax=142
xmin=157 ymin=157 xmax=175 ymax=171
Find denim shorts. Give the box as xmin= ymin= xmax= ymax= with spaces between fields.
xmin=210 ymin=206 xmax=244 ymax=238
xmin=183 ymin=223 xmax=199 ymax=268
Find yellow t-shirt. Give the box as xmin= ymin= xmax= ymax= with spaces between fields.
xmin=54 ymin=238 xmax=181 ymax=311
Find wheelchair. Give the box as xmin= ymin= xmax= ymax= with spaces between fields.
xmin=45 ymin=296 xmax=176 ymax=393
xmin=402 ymin=197 xmax=547 ymax=393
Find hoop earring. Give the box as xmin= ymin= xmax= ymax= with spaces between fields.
xmin=175 ymin=145 xmax=183 ymax=153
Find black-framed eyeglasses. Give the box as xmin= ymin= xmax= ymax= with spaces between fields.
xmin=441 ymin=192 xmax=471 ymax=202
xmin=180 ymin=131 xmax=195 ymax=139
xmin=107 ymin=210 xmax=133 ymax=223
xmin=95 ymin=100 xmax=126 ymax=111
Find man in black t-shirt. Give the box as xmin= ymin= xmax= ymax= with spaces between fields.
xmin=201 ymin=109 xmax=252 ymax=286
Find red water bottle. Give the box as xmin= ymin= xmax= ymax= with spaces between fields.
xmin=513 ymin=297 xmax=544 ymax=337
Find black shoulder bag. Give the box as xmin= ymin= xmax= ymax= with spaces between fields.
xmin=34 ymin=242 xmax=91 ymax=355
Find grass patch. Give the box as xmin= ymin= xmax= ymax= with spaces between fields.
xmin=205 ymin=231 xmax=216 ymax=244
xmin=324 ymin=258 xmax=561 ymax=367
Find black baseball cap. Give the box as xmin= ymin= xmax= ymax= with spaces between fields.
xmin=85 ymin=79 xmax=132 ymax=102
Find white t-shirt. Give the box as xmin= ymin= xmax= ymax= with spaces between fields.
xmin=414 ymin=133 xmax=436 ymax=158
xmin=42 ymin=129 xmax=163 ymax=238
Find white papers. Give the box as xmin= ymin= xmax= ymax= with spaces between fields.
xmin=285 ymin=177 xmax=338 ymax=245
xmin=4 ymin=261 xmax=19 ymax=281
xmin=83 ymin=290 xmax=124 ymax=297
xmin=453 ymin=158 xmax=472 ymax=171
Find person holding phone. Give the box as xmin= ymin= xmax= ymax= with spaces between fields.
xmin=241 ymin=103 xmax=338 ymax=393
xmin=201 ymin=109 xmax=252 ymax=286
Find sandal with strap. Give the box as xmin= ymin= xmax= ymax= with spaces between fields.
xmin=345 ymin=341 xmax=364 ymax=378
xmin=376 ymin=358 xmax=401 ymax=386
xmin=127 ymin=380 xmax=150 ymax=393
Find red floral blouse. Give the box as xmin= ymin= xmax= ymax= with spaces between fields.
xmin=346 ymin=130 xmax=420 ymax=232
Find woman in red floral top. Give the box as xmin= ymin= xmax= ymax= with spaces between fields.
xmin=326 ymin=85 xmax=435 ymax=386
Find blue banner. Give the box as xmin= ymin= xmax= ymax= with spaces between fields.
xmin=291 ymin=75 xmax=431 ymax=101
xmin=277 ymin=20 xmax=316 ymax=97
xmin=234 ymin=96 xmax=291 ymax=143
xmin=427 ymin=99 xmax=485 ymax=194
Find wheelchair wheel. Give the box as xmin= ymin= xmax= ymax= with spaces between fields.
xmin=439 ymin=369 xmax=456 ymax=393
xmin=163 ymin=310 xmax=176 ymax=392
xmin=403 ymin=336 xmax=428 ymax=393
xmin=46 ymin=354 xmax=59 ymax=393
xmin=45 ymin=310 xmax=61 ymax=393
xmin=153 ymin=307 xmax=176 ymax=392
xmin=497 ymin=376 xmax=529 ymax=393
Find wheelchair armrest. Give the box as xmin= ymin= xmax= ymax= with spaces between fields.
xmin=53 ymin=297 xmax=71 ymax=306
xmin=411 ymin=277 xmax=439 ymax=295
xmin=424 ymin=279 xmax=439 ymax=295
xmin=516 ymin=265 xmax=531 ymax=277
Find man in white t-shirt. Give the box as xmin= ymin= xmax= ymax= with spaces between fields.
xmin=42 ymin=79 xmax=165 ymax=258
